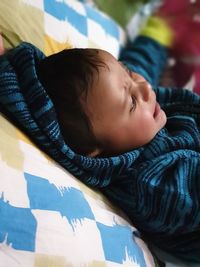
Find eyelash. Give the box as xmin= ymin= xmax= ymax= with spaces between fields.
xmin=121 ymin=63 xmax=136 ymax=112
xmin=130 ymin=96 xmax=136 ymax=113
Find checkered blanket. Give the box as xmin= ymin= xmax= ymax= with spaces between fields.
xmin=0 ymin=112 xmax=158 ymax=267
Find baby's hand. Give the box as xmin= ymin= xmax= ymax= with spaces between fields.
xmin=0 ymin=34 xmax=5 ymax=55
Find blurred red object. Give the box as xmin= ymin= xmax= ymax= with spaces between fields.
xmin=158 ymin=0 xmax=200 ymax=93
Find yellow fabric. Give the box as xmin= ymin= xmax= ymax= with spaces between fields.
xmin=44 ymin=35 xmax=73 ymax=56
xmin=35 ymin=254 xmax=106 ymax=267
xmin=0 ymin=0 xmax=44 ymax=51
xmin=140 ymin=16 xmax=174 ymax=47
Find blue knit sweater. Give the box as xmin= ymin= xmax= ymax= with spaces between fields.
xmin=0 ymin=37 xmax=199 ymax=262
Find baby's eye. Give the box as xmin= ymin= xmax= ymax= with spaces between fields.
xmin=130 ymin=96 xmax=136 ymax=112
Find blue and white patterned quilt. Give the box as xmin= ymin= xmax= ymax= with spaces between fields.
xmin=0 ymin=114 xmax=157 ymax=266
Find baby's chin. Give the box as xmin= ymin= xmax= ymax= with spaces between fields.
xmin=160 ymin=109 xmax=167 ymax=127
xmin=155 ymin=107 xmax=167 ymax=131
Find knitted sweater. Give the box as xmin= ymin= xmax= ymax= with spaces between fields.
xmin=0 ymin=37 xmax=200 ymax=262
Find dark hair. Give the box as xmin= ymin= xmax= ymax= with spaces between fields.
xmin=37 ymin=48 xmax=105 ymax=155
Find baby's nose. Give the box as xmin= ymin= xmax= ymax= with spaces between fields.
xmin=138 ymin=81 xmax=152 ymax=102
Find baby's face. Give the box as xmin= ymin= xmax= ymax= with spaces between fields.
xmin=83 ymin=50 xmax=167 ymax=156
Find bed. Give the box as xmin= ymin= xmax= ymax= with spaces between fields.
xmin=0 ymin=1 xmax=199 ymax=266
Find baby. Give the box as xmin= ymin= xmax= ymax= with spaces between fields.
xmin=37 ymin=47 xmax=166 ymax=157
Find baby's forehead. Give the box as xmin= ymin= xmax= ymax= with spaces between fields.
xmin=97 ymin=51 xmax=121 ymax=73
xmin=94 ymin=48 xmax=116 ymax=62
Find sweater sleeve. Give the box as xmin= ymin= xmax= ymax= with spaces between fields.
xmin=154 ymin=86 xmax=200 ymax=109
xmin=119 ymin=16 xmax=173 ymax=87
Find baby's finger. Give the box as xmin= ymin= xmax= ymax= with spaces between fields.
xmin=0 ymin=34 xmax=5 ymax=55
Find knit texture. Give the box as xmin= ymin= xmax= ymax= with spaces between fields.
xmin=0 ymin=40 xmax=200 ymax=262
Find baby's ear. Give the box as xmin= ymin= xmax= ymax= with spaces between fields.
xmin=87 ymin=147 xmax=103 ymax=157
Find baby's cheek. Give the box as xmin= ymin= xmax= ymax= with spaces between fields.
xmin=144 ymin=119 xmax=158 ymax=138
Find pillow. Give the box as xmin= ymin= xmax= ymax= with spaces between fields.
xmin=0 ymin=113 xmax=161 ymax=266
xmin=0 ymin=0 xmax=126 ymax=57
xmin=0 ymin=1 xmax=162 ymax=266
